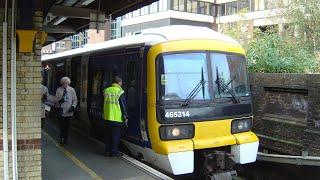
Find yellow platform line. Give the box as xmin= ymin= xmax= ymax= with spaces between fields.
xmin=42 ymin=131 xmax=103 ymax=180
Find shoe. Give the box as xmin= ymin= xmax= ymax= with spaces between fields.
xmin=59 ymin=138 xmax=64 ymax=145
xmin=63 ymin=138 xmax=68 ymax=145
xmin=103 ymin=151 xmax=112 ymax=157
xmin=111 ymin=152 xmax=123 ymax=157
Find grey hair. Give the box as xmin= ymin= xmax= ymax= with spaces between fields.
xmin=60 ymin=77 xmax=71 ymax=85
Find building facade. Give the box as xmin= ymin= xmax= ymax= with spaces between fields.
xmin=43 ymin=0 xmax=291 ymax=55
xmin=42 ymin=26 xmax=111 ymax=55
xmin=119 ymin=0 xmax=218 ymax=37
xmin=216 ymin=0 xmax=289 ymax=33
xmin=41 ymin=39 xmax=72 ymax=55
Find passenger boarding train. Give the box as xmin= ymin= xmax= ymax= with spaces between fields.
xmin=42 ymin=25 xmax=259 ymax=178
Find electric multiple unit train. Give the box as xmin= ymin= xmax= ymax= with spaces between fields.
xmin=42 ymin=25 xmax=259 ymax=178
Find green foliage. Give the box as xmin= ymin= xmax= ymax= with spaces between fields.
xmin=285 ymin=0 xmax=320 ymax=52
xmin=245 ymin=32 xmax=319 ymax=73
xmin=221 ymin=1 xmax=320 ymax=73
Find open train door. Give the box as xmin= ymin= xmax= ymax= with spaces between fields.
xmin=69 ymin=55 xmax=91 ymax=134
xmin=123 ymin=46 xmax=149 ymax=148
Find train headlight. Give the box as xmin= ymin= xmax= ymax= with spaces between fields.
xmin=159 ymin=124 xmax=194 ymax=140
xmin=231 ymin=117 xmax=252 ymax=134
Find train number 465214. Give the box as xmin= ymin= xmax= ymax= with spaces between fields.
xmin=165 ymin=111 xmax=190 ymax=118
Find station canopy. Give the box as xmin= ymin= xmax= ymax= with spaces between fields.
xmin=40 ymin=0 xmax=157 ymax=42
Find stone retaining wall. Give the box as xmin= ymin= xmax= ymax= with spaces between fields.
xmin=250 ymin=73 xmax=320 ymax=156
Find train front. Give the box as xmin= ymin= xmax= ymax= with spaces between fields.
xmin=147 ymin=39 xmax=259 ymax=177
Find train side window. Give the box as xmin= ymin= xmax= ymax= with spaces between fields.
xmin=81 ymin=64 xmax=87 ymax=102
xmin=92 ymin=70 xmax=102 ymax=95
xmin=71 ymin=58 xmax=81 ymax=107
xmin=53 ymin=62 xmax=65 ymax=93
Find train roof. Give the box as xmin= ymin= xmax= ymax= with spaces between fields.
xmin=41 ymin=25 xmax=240 ymax=61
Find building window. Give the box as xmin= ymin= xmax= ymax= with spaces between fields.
xmin=159 ymin=0 xmax=164 ymax=12
xmin=220 ymin=0 xmax=258 ymax=16
xmin=141 ymin=6 xmax=149 ymax=15
xmin=150 ymin=2 xmax=159 ymax=14
xmin=220 ymin=3 xmax=226 ymax=16
xmin=111 ymin=18 xmax=122 ymax=39
xmin=61 ymin=42 xmax=65 ymax=49
xmin=133 ymin=9 xmax=140 ymax=17
xmin=172 ymin=0 xmax=185 ymax=12
xmin=265 ymin=0 xmax=278 ymax=10
xmin=187 ymin=0 xmax=197 ymax=13
xmin=250 ymin=0 xmax=255 ymax=11
xmin=198 ymin=2 xmax=211 ymax=15
xmin=238 ymin=0 xmax=250 ymax=12
xmin=162 ymin=0 xmax=168 ymax=11
xmin=225 ymin=1 xmax=238 ymax=15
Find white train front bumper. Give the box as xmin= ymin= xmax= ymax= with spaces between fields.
xmin=231 ymin=141 xmax=259 ymax=164
xmin=168 ymin=151 xmax=194 ymax=175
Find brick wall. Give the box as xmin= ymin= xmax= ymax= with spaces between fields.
xmin=250 ymin=73 xmax=320 ymax=156
xmin=0 ymin=10 xmax=42 ymax=179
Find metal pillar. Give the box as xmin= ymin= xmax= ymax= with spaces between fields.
xmin=2 ymin=0 xmax=9 ymax=179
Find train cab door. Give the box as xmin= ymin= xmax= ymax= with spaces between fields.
xmin=124 ymin=50 xmax=144 ymax=144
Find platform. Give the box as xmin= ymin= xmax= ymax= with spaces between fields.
xmin=42 ymin=119 xmax=161 ymax=180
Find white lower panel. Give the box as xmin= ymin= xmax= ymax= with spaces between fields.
xmin=122 ymin=140 xmax=194 ymax=175
xmin=168 ymin=151 xmax=194 ymax=175
xmin=231 ymin=141 xmax=259 ymax=164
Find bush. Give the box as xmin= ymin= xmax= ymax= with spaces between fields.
xmin=244 ymin=33 xmax=319 ymax=73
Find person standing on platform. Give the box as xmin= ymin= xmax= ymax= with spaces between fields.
xmin=41 ymin=84 xmax=48 ymax=128
xmin=103 ymin=76 xmax=128 ymax=157
xmin=56 ymin=77 xmax=78 ymax=145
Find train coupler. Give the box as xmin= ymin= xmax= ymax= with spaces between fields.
xmin=202 ymin=151 xmax=236 ymax=179
xmin=211 ymin=170 xmax=237 ymax=180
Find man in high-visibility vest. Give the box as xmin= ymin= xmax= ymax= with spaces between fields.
xmin=103 ymin=76 xmax=128 ymax=157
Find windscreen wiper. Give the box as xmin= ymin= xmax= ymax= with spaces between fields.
xmin=215 ymin=68 xmax=239 ymax=103
xmin=182 ymin=68 xmax=206 ymax=107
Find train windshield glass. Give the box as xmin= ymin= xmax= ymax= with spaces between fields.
xmin=158 ymin=53 xmax=210 ymax=101
xmin=158 ymin=52 xmax=250 ymax=102
xmin=210 ymin=53 xmax=250 ymax=98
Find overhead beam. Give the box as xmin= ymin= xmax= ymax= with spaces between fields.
xmin=74 ymin=0 xmax=96 ymax=6
xmin=49 ymin=5 xmax=104 ymax=19
xmin=43 ymin=25 xmax=76 ymax=34
xmin=46 ymin=35 xmax=57 ymax=42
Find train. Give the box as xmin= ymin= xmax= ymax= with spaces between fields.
xmin=42 ymin=25 xmax=259 ymax=178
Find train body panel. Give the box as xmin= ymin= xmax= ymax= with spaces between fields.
xmin=42 ymin=25 xmax=259 ymax=177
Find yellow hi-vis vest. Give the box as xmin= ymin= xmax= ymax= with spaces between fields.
xmin=103 ymin=83 xmax=124 ymax=122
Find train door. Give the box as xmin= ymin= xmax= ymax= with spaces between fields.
xmin=88 ymin=52 xmax=125 ymax=138
xmin=52 ymin=61 xmax=65 ymax=94
xmin=124 ymin=50 xmax=144 ymax=145
xmin=88 ymin=61 xmax=104 ymax=136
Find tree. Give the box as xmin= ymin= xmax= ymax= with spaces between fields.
xmin=222 ymin=9 xmax=256 ymax=45
xmin=220 ymin=3 xmax=320 ymax=73
xmin=285 ymin=0 xmax=320 ymax=53
xmin=245 ymin=32 xmax=319 ymax=73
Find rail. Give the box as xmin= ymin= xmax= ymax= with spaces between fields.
xmin=258 ymin=152 xmax=320 ymax=166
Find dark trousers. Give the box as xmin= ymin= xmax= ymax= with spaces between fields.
xmin=41 ymin=118 xmax=45 ymax=129
xmin=59 ymin=116 xmax=71 ymax=142
xmin=104 ymin=121 xmax=122 ymax=155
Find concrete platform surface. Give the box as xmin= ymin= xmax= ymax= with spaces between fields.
xmin=42 ymin=119 xmax=157 ymax=180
